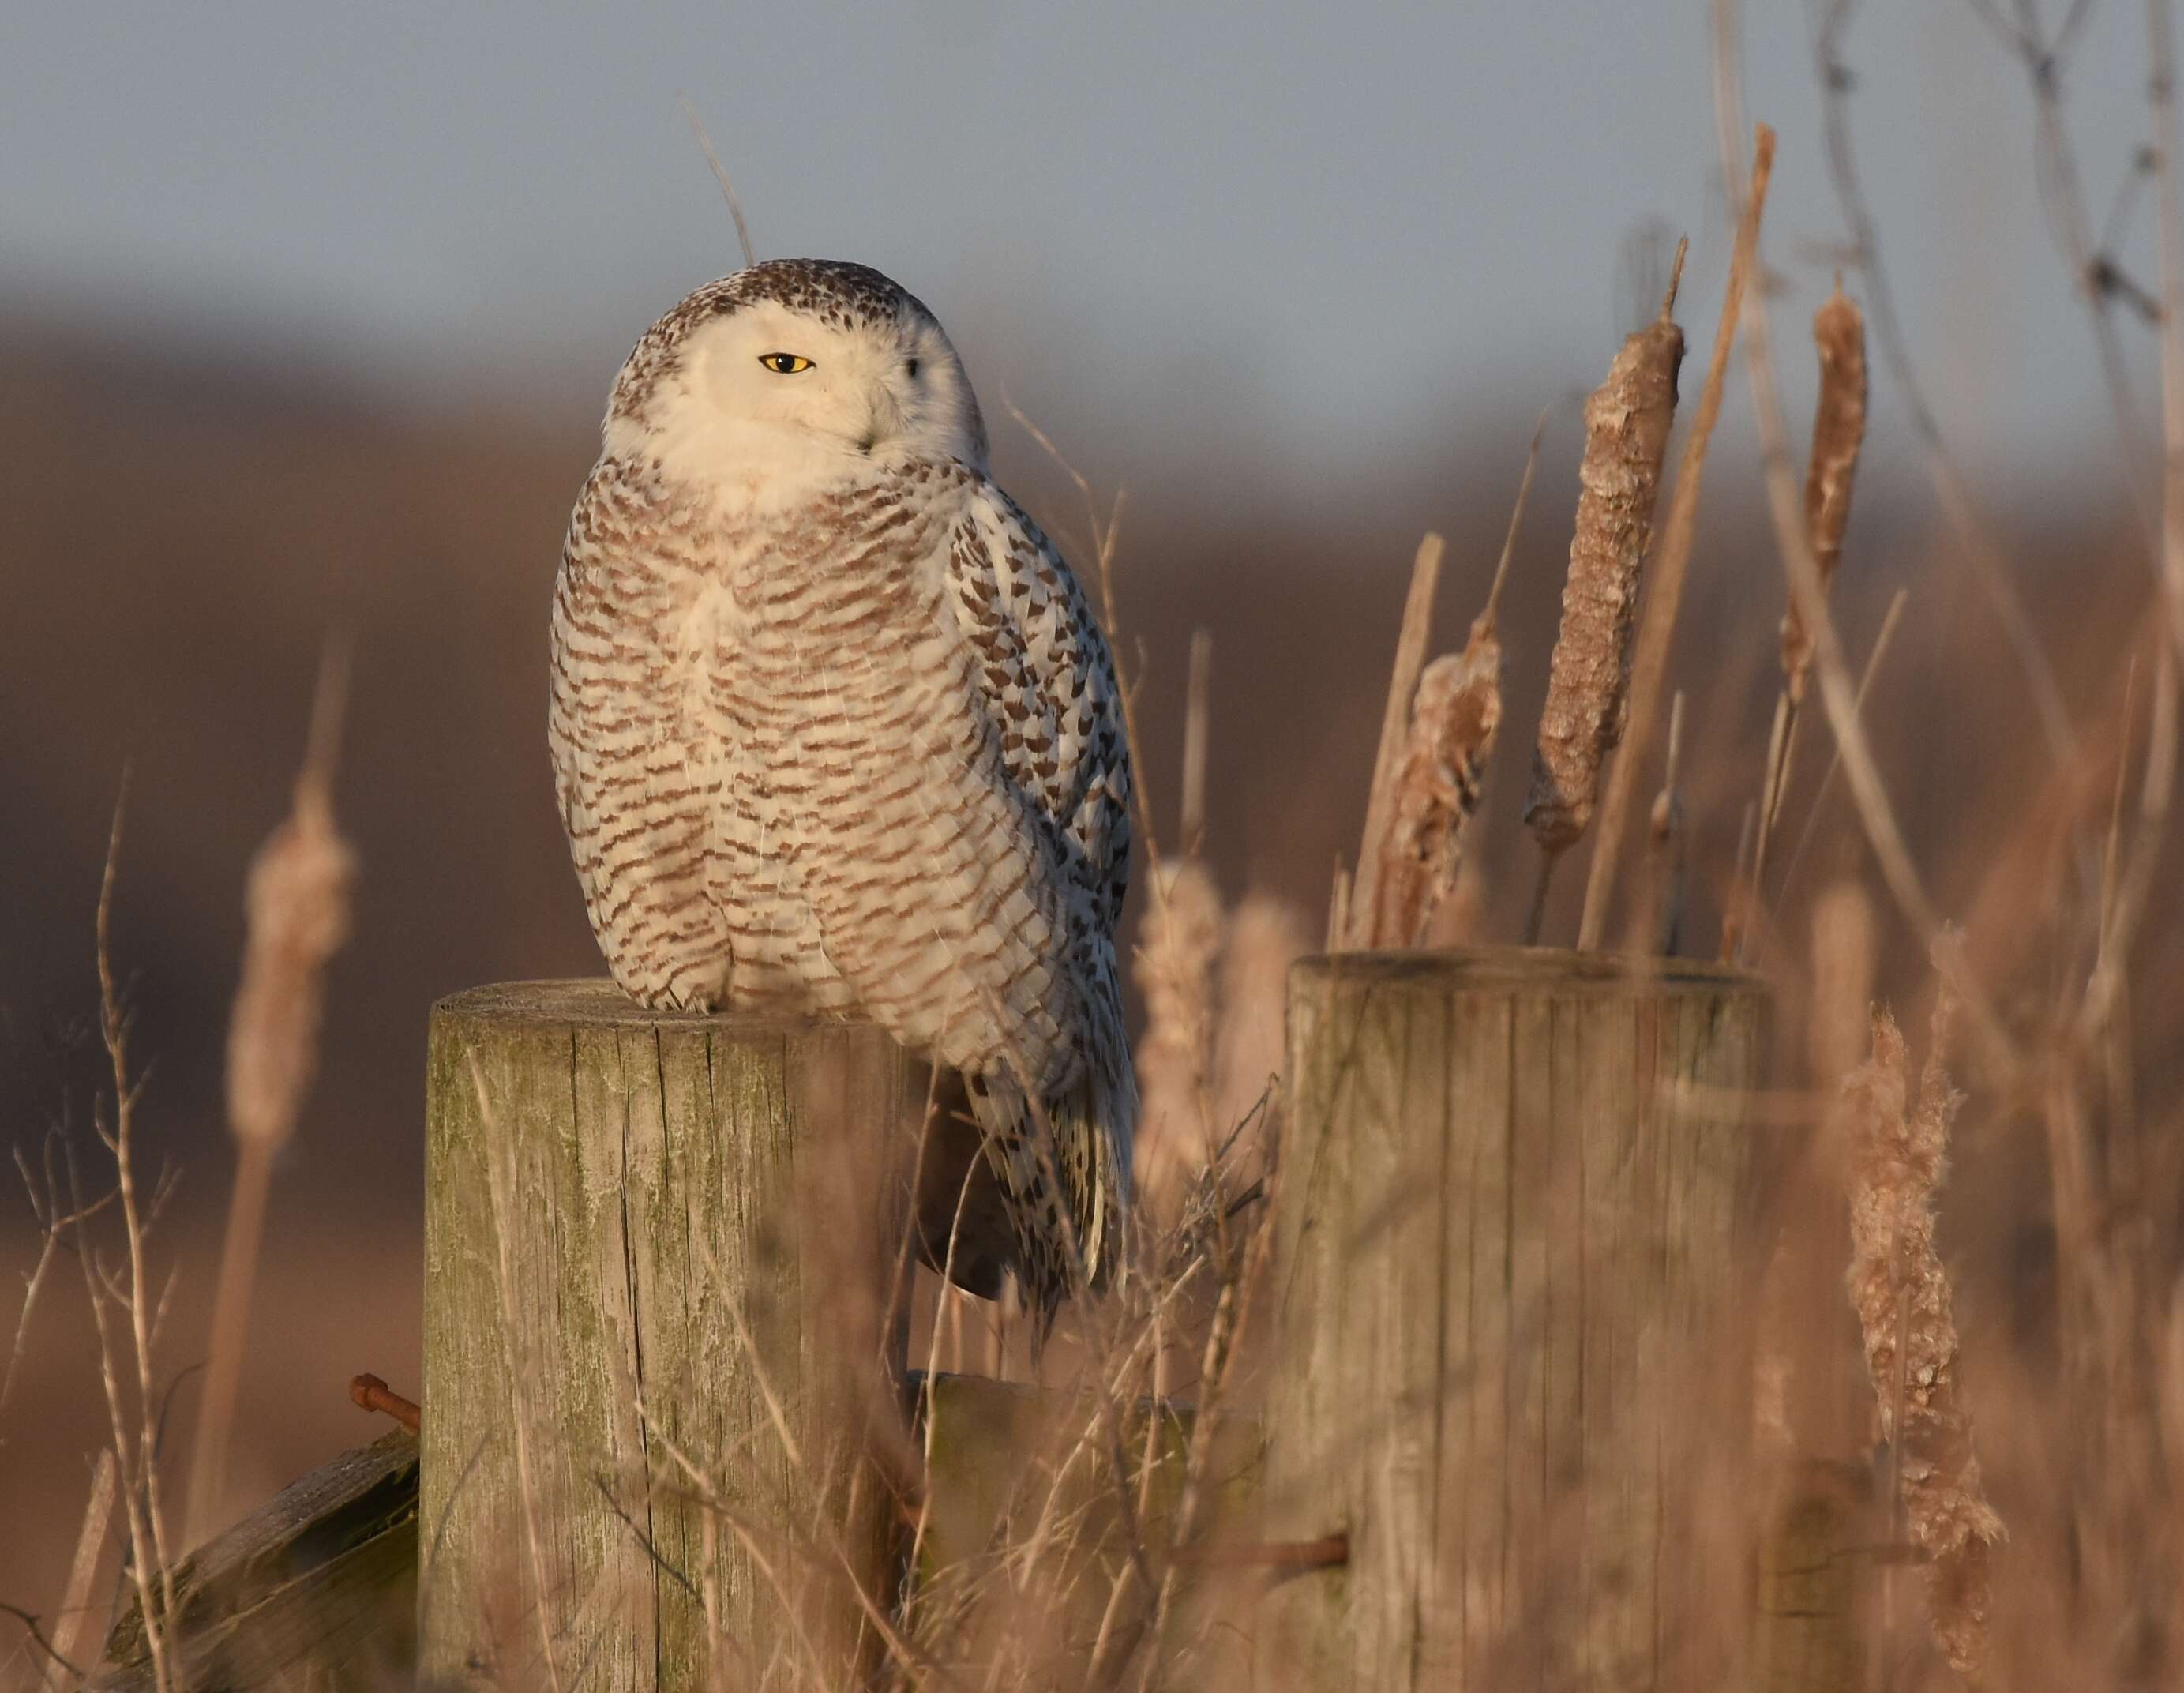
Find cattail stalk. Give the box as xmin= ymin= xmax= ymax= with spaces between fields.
xmin=1180 ymin=629 xmax=1213 ymax=853
xmin=1719 ymin=799 xmax=1758 ymax=963
xmin=1368 ymin=420 xmax=1541 ymax=947
xmin=1577 ymin=126 xmax=1779 ymax=952
xmin=1749 ymin=286 xmax=1870 ymax=942
xmin=1347 ymin=534 xmax=1445 ymax=948
xmin=1525 ymin=246 xmax=1687 ymax=936
xmin=185 ymin=654 xmax=356 ymax=1548
xmin=1842 ymin=997 xmax=2002 ymax=1681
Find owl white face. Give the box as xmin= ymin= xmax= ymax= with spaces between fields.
xmin=614 ymin=294 xmax=989 ymax=509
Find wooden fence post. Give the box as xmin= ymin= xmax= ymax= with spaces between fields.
xmin=1259 ymin=948 xmax=1769 ymax=1691
xmin=418 ymin=981 xmax=919 ymax=1691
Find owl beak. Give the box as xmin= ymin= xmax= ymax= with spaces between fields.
xmin=858 ymin=387 xmax=907 ymax=455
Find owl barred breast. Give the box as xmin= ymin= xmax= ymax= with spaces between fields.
xmin=550 ymin=259 xmax=1135 ymax=1316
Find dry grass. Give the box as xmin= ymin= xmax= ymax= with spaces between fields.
xmin=1578 ymin=126 xmax=1773 ymax=951
xmin=184 ymin=648 xmax=355 ymax=1551
xmin=1841 ymin=997 xmax=2001 ymax=1680
xmin=1360 ymin=420 xmax=1537 ymax=950
xmin=11 ymin=13 xmax=2184 ymax=1693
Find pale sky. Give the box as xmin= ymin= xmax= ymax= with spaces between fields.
xmin=1 ymin=2 xmax=2168 ymax=494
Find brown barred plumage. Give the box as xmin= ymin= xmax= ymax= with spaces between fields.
xmin=550 ymin=260 xmax=1134 ymax=1317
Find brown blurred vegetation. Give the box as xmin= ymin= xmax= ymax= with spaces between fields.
xmin=0 ymin=281 xmax=2171 ymax=1669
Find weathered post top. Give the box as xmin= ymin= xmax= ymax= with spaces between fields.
xmin=420 ymin=980 xmax=921 ymax=1692
xmin=1264 ymin=944 xmax=1769 ymax=1691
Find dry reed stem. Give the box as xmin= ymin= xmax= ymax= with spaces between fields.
xmin=1368 ymin=419 xmax=1540 ymax=948
xmin=1180 ymin=629 xmax=1212 ymax=854
xmin=66 ymin=790 xmax=178 ymax=1693
xmin=1751 ymin=283 xmax=1870 ymax=934
xmin=4 ymin=1147 xmax=68 ymax=1434
xmin=47 ymin=1448 xmax=117 ymax=1689
xmin=1843 ymin=998 xmax=2002 ymax=1682
xmin=2163 ymin=1279 xmax=2184 ymax=1541
xmin=1777 ymin=586 xmax=1909 ymax=902
xmin=186 ymin=651 xmax=355 ymax=1549
xmin=1131 ymin=859 xmax=1225 ymax=1229
xmin=1209 ymin=892 xmax=1308 ymax=1169
xmin=1781 ymin=282 xmax=1869 ymax=700
xmin=1346 ymin=533 xmax=1445 ymax=948
xmin=1577 ymin=133 xmax=1773 ymax=952
xmin=1640 ymin=692 xmax=1686 ymax=955
xmin=1525 ymin=241 xmax=1686 ymax=882
xmin=1719 ymin=799 xmax=1758 ymax=964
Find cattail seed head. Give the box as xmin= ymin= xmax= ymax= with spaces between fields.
xmin=1842 ymin=996 xmax=2002 ymax=1680
xmin=227 ymin=783 xmax=355 ymax=1151
xmin=1781 ymin=283 xmax=1868 ymax=700
xmin=1527 ymin=292 xmax=1685 ymax=854
xmin=1372 ymin=622 xmax=1503 ymax=948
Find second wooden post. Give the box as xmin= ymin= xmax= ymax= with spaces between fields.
xmin=418 ymin=981 xmax=919 ymax=1691
xmin=1259 ymin=948 xmax=1769 ymax=1690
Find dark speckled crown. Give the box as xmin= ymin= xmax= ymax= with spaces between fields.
xmin=608 ymin=259 xmax=940 ymax=420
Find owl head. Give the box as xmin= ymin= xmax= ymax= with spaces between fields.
xmin=603 ymin=259 xmax=990 ymax=501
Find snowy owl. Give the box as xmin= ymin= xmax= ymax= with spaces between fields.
xmin=549 ymin=259 xmax=1135 ymax=1317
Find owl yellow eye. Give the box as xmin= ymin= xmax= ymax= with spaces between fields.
xmin=758 ymin=353 xmax=814 ymax=374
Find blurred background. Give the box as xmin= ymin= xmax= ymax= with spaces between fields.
xmin=1 ymin=0 xmax=2170 ymax=1644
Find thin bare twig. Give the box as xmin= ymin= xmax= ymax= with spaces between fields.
xmin=1717 ymin=9 xmax=2021 ymax=1079
xmin=0 ymin=1601 xmax=85 ymax=1686
xmin=1777 ymin=586 xmax=1911 ymax=903
xmin=187 ymin=644 xmax=354 ymax=1548
xmin=1989 ymin=0 xmax=2163 ymax=546
xmin=1807 ymin=0 xmax=2079 ymax=764
xmin=69 ymin=779 xmax=181 ymax=1693
xmin=48 ymin=1448 xmax=118 ymax=1688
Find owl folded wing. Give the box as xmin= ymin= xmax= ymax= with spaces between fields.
xmin=945 ymin=477 xmax=1132 ymax=936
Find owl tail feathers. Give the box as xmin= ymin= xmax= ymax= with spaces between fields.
xmin=966 ymin=1059 xmax=1137 ymax=1342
